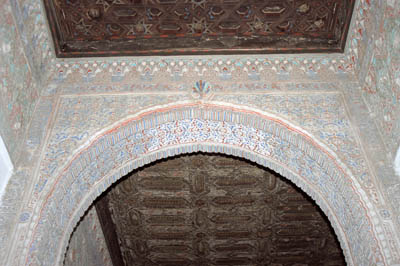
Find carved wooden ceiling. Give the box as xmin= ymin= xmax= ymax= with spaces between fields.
xmin=44 ymin=0 xmax=355 ymax=57
xmin=94 ymin=154 xmax=346 ymax=266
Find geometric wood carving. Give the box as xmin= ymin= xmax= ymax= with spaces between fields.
xmin=43 ymin=0 xmax=355 ymax=57
xmin=96 ymin=154 xmax=346 ymax=266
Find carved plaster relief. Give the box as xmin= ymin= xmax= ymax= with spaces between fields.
xmin=13 ymin=102 xmax=393 ymax=266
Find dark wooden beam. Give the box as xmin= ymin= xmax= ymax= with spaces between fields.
xmin=95 ymin=195 xmax=125 ymax=266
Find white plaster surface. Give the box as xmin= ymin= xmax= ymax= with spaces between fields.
xmin=0 ymin=135 xmax=13 ymax=203
xmin=395 ymin=146 xmax=400 ymax=177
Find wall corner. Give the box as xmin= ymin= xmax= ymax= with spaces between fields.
xmin=0 ymin=135 xmax=14 ymax=203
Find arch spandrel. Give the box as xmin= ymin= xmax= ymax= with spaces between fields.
xmin=22 ymin=104 xmax=386 ymax=266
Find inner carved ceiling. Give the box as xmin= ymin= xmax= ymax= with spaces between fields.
xmin=44 ymin=0 xmax=355 ymax=57
xmin=93 ymin=154 xmax=346 ymax=266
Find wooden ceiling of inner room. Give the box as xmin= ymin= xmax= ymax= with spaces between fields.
xmin=95 ymin=154 xmax=346 ymax=266
xmin=43 ymin=0 xmax=355 ymax=57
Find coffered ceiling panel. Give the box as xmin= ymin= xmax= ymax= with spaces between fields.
xmin=43 ymin=0 xmax=355 ymax=57
xmin=95 ymin=154 xmax=346 ymax=266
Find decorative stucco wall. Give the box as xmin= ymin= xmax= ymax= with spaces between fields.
xmin=0 ymin=0 xmax=41 ymax=163
xmin=64 ymin=206 xmax=112 ymax=266
xmin=11 ymin=0 xmax=54 ymax=85
xmin=8 ymin=98 xmax=398 ymax=265
xmin=0 ymin=1 xmax=49 ymax=263
xmin=362 ymin=1 xmax=400 ymax=161
xmin=0 ymin=0 xmax=399 ymax=265
xmin=350 ymin=0 xmax=400 ymax=232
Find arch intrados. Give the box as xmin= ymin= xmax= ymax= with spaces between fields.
xmin=26 ymin=103 xmax=382 ymax=266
